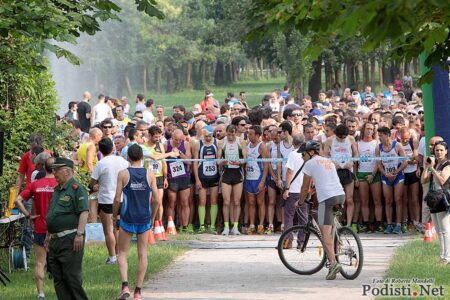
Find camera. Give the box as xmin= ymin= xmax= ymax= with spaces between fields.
xmin=427 ymin=156 xmax=435 ymax=165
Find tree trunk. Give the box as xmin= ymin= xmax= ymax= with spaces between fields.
xmin=413 ymin=57 xmax=419 ymax=74
xmin=354 ymin=63 xmax=360 ymax=90
xmin=379 ymin=61 xmax=384 ymax=88
xmin=325 ymin=62 xmax=333 ymax=90
xmin=214 ymin=60 xmax=225 ymax=86
xmin=404 ymin=61 xmax=410 ymax=76
xmin=125 ymin=74 xmax=133 ymax=97
xmin=346 ymin=61 xmax=355 ymax=89
xmin=186 ymin=61 xmax=193 ymax=89
xmin=246 ymin=63 xmax=251 ymax=79
xmin=363 ymin=60 xmax=370 ymax=88
xmin=155 ymin=66 xmax=161 ymax=94
xmin=370 ymin=56 xmax=376 ymax=89
xmin=253 ymin=58 xmax=259 ymax=80
xmin=259 ymin=57 xmax=264 ymax=78
xmin=308 ymin=59 xmax=322 ymax=100
xmin=334 ymin=66 xmax=341 ymax=86
xmin=143 ymin=65 xmax=147 ymax=95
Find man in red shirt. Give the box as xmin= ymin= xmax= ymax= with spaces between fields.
xmin=15 ymin=134 xmax=47 ymax=258
xmin=15 ymin=157 xmax=57 ymax=299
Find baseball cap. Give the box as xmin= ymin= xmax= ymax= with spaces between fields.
xmin=204 ymin=125 xmax=214 ymax=135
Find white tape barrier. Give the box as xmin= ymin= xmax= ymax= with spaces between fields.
xmin=146 ymin=156 xmax=409 ymax=163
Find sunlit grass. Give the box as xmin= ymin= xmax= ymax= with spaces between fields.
xmin=1 ymin=242 xmax=186 ymax=300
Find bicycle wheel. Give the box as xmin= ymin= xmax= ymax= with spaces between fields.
xmin=278 ymin=225 xmax=326 ymax=275
xmin=335 ymin=226 xmax=364 ymax=279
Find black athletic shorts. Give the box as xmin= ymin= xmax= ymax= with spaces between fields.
xmin=200 ymin=177 xmax=220 ymax=189
xmin=168 ymin=176 xmax=191 ymax=192
xmin=337 ymin=169 xmax=355 ymax=186
xmin=404 ymin=171 xmax=419 ymax=186
xmin=221 ymin=168 xmax=244 ymax=185
xmin=98 ymin=203 xmax=113 ymax=214
xmin=156 ymin=176 xmax=164 ymax=189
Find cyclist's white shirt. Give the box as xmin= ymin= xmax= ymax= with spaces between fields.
xmin=285 ymin=151 xmax=304 ymax=193
xmin=302 ymin=155 xmax=345 ymax=202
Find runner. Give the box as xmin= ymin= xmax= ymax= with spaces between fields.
xmin=357 ymin=122 xmax=383 ymax=232
xmin=218 ymin=124 xmax=247 ymax=235
xmin=375 ymin=126 xmax=408 ymax=234
xmin=244 ymin=125 xmax=268 ymax=234
xmin=193 ymin=125 xmax=220 ymax=233
xmin=266 ymin=126 xmax=283 ymax=234
xmin=165 ymin=128 xmax=192 ymax=232
xmin=90 ymin=138 xmax=129 ymax=265
xmin=113 ymin=144 xmax=157 ymax=300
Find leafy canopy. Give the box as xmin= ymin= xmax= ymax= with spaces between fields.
xmin=247 ymin=0 xmax=450 ymax=82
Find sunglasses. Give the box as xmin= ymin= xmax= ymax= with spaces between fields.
xmin=337 ymin=135 xmax=347 ymax=139
xmin=291 ymin=113 xmax=303 ymax=117
xmin=408 ymin=112 xmax=417 ymax=116
xmin=418 ymin=111 xmax=424 ymax=115
xmin=239 ymin=123 xmax=246 ymax=127
xmin=103 ymin=126 xmax=112 ymax=129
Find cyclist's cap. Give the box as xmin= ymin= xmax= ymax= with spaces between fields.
xmin=204 ymin=125 xmax=214 ymax=135
xmin=298 ymin=142 xmax=307 ymax=153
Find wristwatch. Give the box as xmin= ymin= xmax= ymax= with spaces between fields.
xmin=76 ymin=230 xmax=85 ymax=236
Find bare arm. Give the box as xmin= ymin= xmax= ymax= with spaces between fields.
xmin=86 ymin=144 xmax=96 ymax=173
xmin=113 ymin=169 xmax=128 ymax=221
xmin=395 ymin=143 xmax=408 ymax=173
xmin=298 ymin=174 xmax=312 ymax=205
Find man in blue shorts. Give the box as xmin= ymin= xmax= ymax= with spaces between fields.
xmin=113 ymin=144 xmax=158 ymax=299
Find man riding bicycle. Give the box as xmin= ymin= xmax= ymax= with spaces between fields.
xmin=296 ymin=140 xmax=346 ymax=280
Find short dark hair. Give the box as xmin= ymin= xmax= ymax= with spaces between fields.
xmin=283 ymin=108 xmax=293 ymax=120
xmin=377 ymin=126 xmax=391 ymax=136
xmin=220 ymin=104 xmax=230 ymax=115
xmin=128 ymin=128 xmax=138 ymax=141
xmin=101 ymin=118 xmax=113 ymax=128
xmin=127 ymin=144 xmax=143 ymax=161
xmin=68 ymin=101 xmax=77 ymax=110
xmin=98 ymin=137 xmax=114 ymax=156
xmin=29 ymin=133 xmax=44 ymax=146
xmin=249 ymin=125 xmax=262 ymax=136
xmin=392 ymin=116 xmax=405 ymax=126
xmin=172 ymin=113 xmax=184 ymax=123
xmin=279 ymin=121 xmax=293 ymax=135
xmin=137 ymin=94 xmax=145 ymax=101
xmin=148 ymin=125 xmax=162 ymax=136
xmin=146 ymin=99 xmax=154 ymax=107
xmin=335 ymin=124 xmax=349 ymax=136
xmin=227 ymin=92 xmax=234 ymax=98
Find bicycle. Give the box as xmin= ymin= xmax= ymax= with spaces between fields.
xmin=278 ymin=199 xmax=364 ymax=279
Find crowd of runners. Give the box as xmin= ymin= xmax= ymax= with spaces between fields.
xmin=13 ymin=76 xmax=450 ymax=298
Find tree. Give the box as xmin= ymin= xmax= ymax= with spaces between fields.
xmin=247 ymin=0 xmax=450 ymax=82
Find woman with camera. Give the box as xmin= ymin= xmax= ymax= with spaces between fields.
xmin=421 ymin=141 xmax=450 ymax=264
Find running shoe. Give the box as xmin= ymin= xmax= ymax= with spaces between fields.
xmin=393 ymin=224 xmax=402 ymax=234
xmin=208 ymin=226 xmax=217 ymax=234
xmin=326 ymin=263 xmax=342 ymax=280
xmin=351 ymin=223 xmax=359 ymax=233
xmin=37 ymin=295 xmax=45 ymax=299
xmin=247 ymin=225 xmax=256 ymax=235
xmin=376 ymin=224 xmax=385 ymax=233
xmin=401 ymin=223 xmax=408 ymax=233
xmin=280 ymin=223 xmax=285 ymax=232
xmin=384 ymin=224 xmax=394 ymax=234
xmin=414 ymin=223 xmax=425 ymax=234
xmin=116 ymin=286 xmax=130 ymax=300
xmin=408 ymin=223 xmax=416 ymax=232
xmin=283 ymin=239 xmax=292 ymax=249
xmin=240 ymin=225 xmax=248 ymax=234
xmin=231 ymin=227 xmax=241 ymax=235
xmin=197 ymin=225 xmax=206 ymax=234
xmin=264 ymin=225 xmax=274 ymax=235
xmin=358 ymin=224 xmax=368 ymax=233
xmin=221 ymin=227 xmax=230 ymax=236
xmin=106 ymin=256 xmax=117 ymax=265
xmin=133 ymin=292 xmax=142 ymax=299
xmin=257 ymin=225 xmax=264 ymax=235
xmin=186 ymin=224 xmax=195 ymax=234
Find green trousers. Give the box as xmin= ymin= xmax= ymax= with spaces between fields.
xmin=48 ymin=233 xmax=88 ymax=300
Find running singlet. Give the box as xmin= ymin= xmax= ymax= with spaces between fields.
xmin=121 ymin=167 xmax=152 ymax=225
xmin=401 ymin=138 xmax=417 ymax=173
xmin=280 ymin=141 xmax=294 ymax=181
xmin=166 ymin=140 xmax=189 ymax=179
xmin=357 ymin=140 xmax=377 ymax=173
xmin=330 ymin=136 xmax=353 ymax=169
xmin=269 ymin=142 xmax=281 ymax=172
xmin=145 ymin=143 xmax=163 ymax=177
xmin=198 ymin=139 xmax=219 ymax=179
xmin=77 ymin=142 xmax=98 ymax=173
xmin=222 ymin=137 xmax=242 ymax=169
xmin=246 ymin=142 xmax=263 ymax=181
xmin=379 ymin=141 xmax=401 ymax=174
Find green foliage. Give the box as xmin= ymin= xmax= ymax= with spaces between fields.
xmin=0 ymin=0 xmax=164 ymax=72
xmin=247 ymin=0 xmax=450 ymax=83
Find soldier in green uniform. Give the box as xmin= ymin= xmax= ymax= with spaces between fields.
xmin=45 ymin=157 xmax=89 ymax=300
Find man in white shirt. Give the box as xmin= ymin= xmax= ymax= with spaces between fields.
xmin=282 ymin=135 xmax=305 ymax=243
xmin=89 ymin=138 xmax=129 ymax=265
xmin=142 ymin=99 xmax=155 ymax=125
xmin=135 ymin=94 xmax=146 ymax=113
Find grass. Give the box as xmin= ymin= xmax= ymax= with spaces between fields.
xmin=382 ymin=240 xmax=450 ymax=299
xmin=1 ymin=242 xmax=187 ymax=300
xmin=142 ymin=77 xmax=286 ymax=110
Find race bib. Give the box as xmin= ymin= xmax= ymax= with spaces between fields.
xmin=151 ymin=161 xmax=162 ymax=174
xmin=385 ymin=166 xmax=396 ymax=173
xmin=203 ymin=161 xmax=217 ymax=176
xmin=170 ymin=161 xmax=186 ymax=177
xmin=246 ymin=161 xmax=260 ymax=180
